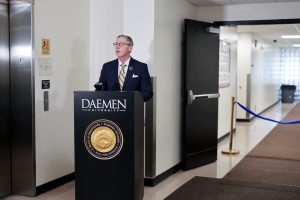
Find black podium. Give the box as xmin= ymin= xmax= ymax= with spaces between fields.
xmin=74 ymin=91 xmax=144 ymax=200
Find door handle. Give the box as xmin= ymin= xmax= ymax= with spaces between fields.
xmin=187 ymin=90 xmax=220 ymax=105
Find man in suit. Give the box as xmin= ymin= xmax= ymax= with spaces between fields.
xmin=99 ymin=35 xmax=153 ymax=102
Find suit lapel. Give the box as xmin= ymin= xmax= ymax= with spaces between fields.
xmin=123 ymin=58 xmax=135 ymax=89
xmin=111 ymin=59 xmax=119 ymax=89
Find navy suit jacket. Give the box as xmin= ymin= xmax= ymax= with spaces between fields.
xmin=99 ymin=58 xmax=153 ymax=102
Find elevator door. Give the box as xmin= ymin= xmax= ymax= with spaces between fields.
xmin=0 ymin=2 xmax=11 ymax=199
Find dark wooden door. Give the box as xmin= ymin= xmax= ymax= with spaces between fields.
xmin=182 ymin=19 xmax=219 ymax=170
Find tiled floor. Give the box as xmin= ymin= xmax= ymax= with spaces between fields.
xmin=4 ymin=102 xmax=296 ymax=200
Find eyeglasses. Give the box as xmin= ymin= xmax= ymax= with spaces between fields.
xmin=113 ymin=42 xmax=130 ymax=47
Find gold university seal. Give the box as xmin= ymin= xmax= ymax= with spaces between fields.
xmin=84 ymin=119 xmax=123 ymax=160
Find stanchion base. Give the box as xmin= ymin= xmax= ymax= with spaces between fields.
xmin=221 ymin=149 xmax=240 ymax=155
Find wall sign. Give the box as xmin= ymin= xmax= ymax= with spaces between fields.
xmin=219 ymin=40 xmax=230 ymax=88
xmin=38 ymin=57 xmax=53 ymax=76
xmin=42 ymin=80 xmax=50 ymax=89
xmin=42 ymin=39 xmax=50 ymax=55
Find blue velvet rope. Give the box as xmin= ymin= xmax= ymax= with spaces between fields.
xmin=236 ymin=102 xmax=300 ymax=124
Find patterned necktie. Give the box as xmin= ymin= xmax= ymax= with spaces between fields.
xmin=118 ymin=64 xmax=126 ymax=90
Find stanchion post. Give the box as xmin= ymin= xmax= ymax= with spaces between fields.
xmin=222 ymin=96 xmax=240 ymax=155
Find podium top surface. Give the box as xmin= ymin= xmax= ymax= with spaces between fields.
xmin=74 ymin=91 xmax=143 ymax=100
xmin=74 ymin=91 xmax=140 ymax=95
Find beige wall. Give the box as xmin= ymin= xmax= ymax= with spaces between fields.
xmin=218 ymin=27 xmax=238 ymax=138
xmin=89 ymin=0 xmax=123 ymax=87
xmin=89 ymin=0 xmax=154 ymax=87
xmin=235 ymin=33 xmax=280 ymax=119
xmin=250 ymin=34 xmax=280 ymax=114
xmin=236 ymin=33 xmax=252 ymax=119
xmin=34 ymin=0 xmax=90 ymax=186
xmin=153 ymin=0 xmax=198 ymax=175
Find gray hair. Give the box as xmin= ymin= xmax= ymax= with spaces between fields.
xmin=117 ymin=35 xmax=134 ymax=46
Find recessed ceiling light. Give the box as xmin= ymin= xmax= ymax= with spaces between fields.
xmin=293 ymin=44 xmax=300 ymax=47
xmin=281 ymin=35 xmax=300 ymax=39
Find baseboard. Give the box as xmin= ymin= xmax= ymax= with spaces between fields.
xmin=36 ymin=172 xmax=75 ymax=195
xmin=144 ymin=163 xmax=182 ymax=187
xmin=237 ymin=100 xmax=279 ymax=122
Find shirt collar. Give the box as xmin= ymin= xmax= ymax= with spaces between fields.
xmin=118 ymin=57 xmax=131 ymax=67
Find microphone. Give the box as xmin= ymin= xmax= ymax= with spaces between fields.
xmin=94 ymin=82 xmax=106 ymax=91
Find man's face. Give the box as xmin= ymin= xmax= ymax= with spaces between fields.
xmin=114 ymin=37 xmax=132 ymax=59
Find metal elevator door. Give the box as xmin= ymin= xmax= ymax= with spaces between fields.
xmin=0 ymin=1 xmax=35 ymax=197
xmin=0 ymin=2 xmax=11 ymax=199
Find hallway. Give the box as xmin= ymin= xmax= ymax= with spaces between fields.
xmin=5 ymin=102 xmax=296 ymax=200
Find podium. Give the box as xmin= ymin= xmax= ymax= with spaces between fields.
xmin=74 ymin=91 xmax=144 ymax=200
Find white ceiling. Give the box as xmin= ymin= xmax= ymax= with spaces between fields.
xmin=184 ymin=0 xmax=300 ymax=47
xmin=187 ymin=0 xmax=300 ymax=6
xmin=236 ymin=24 xmax=300 ymax=47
